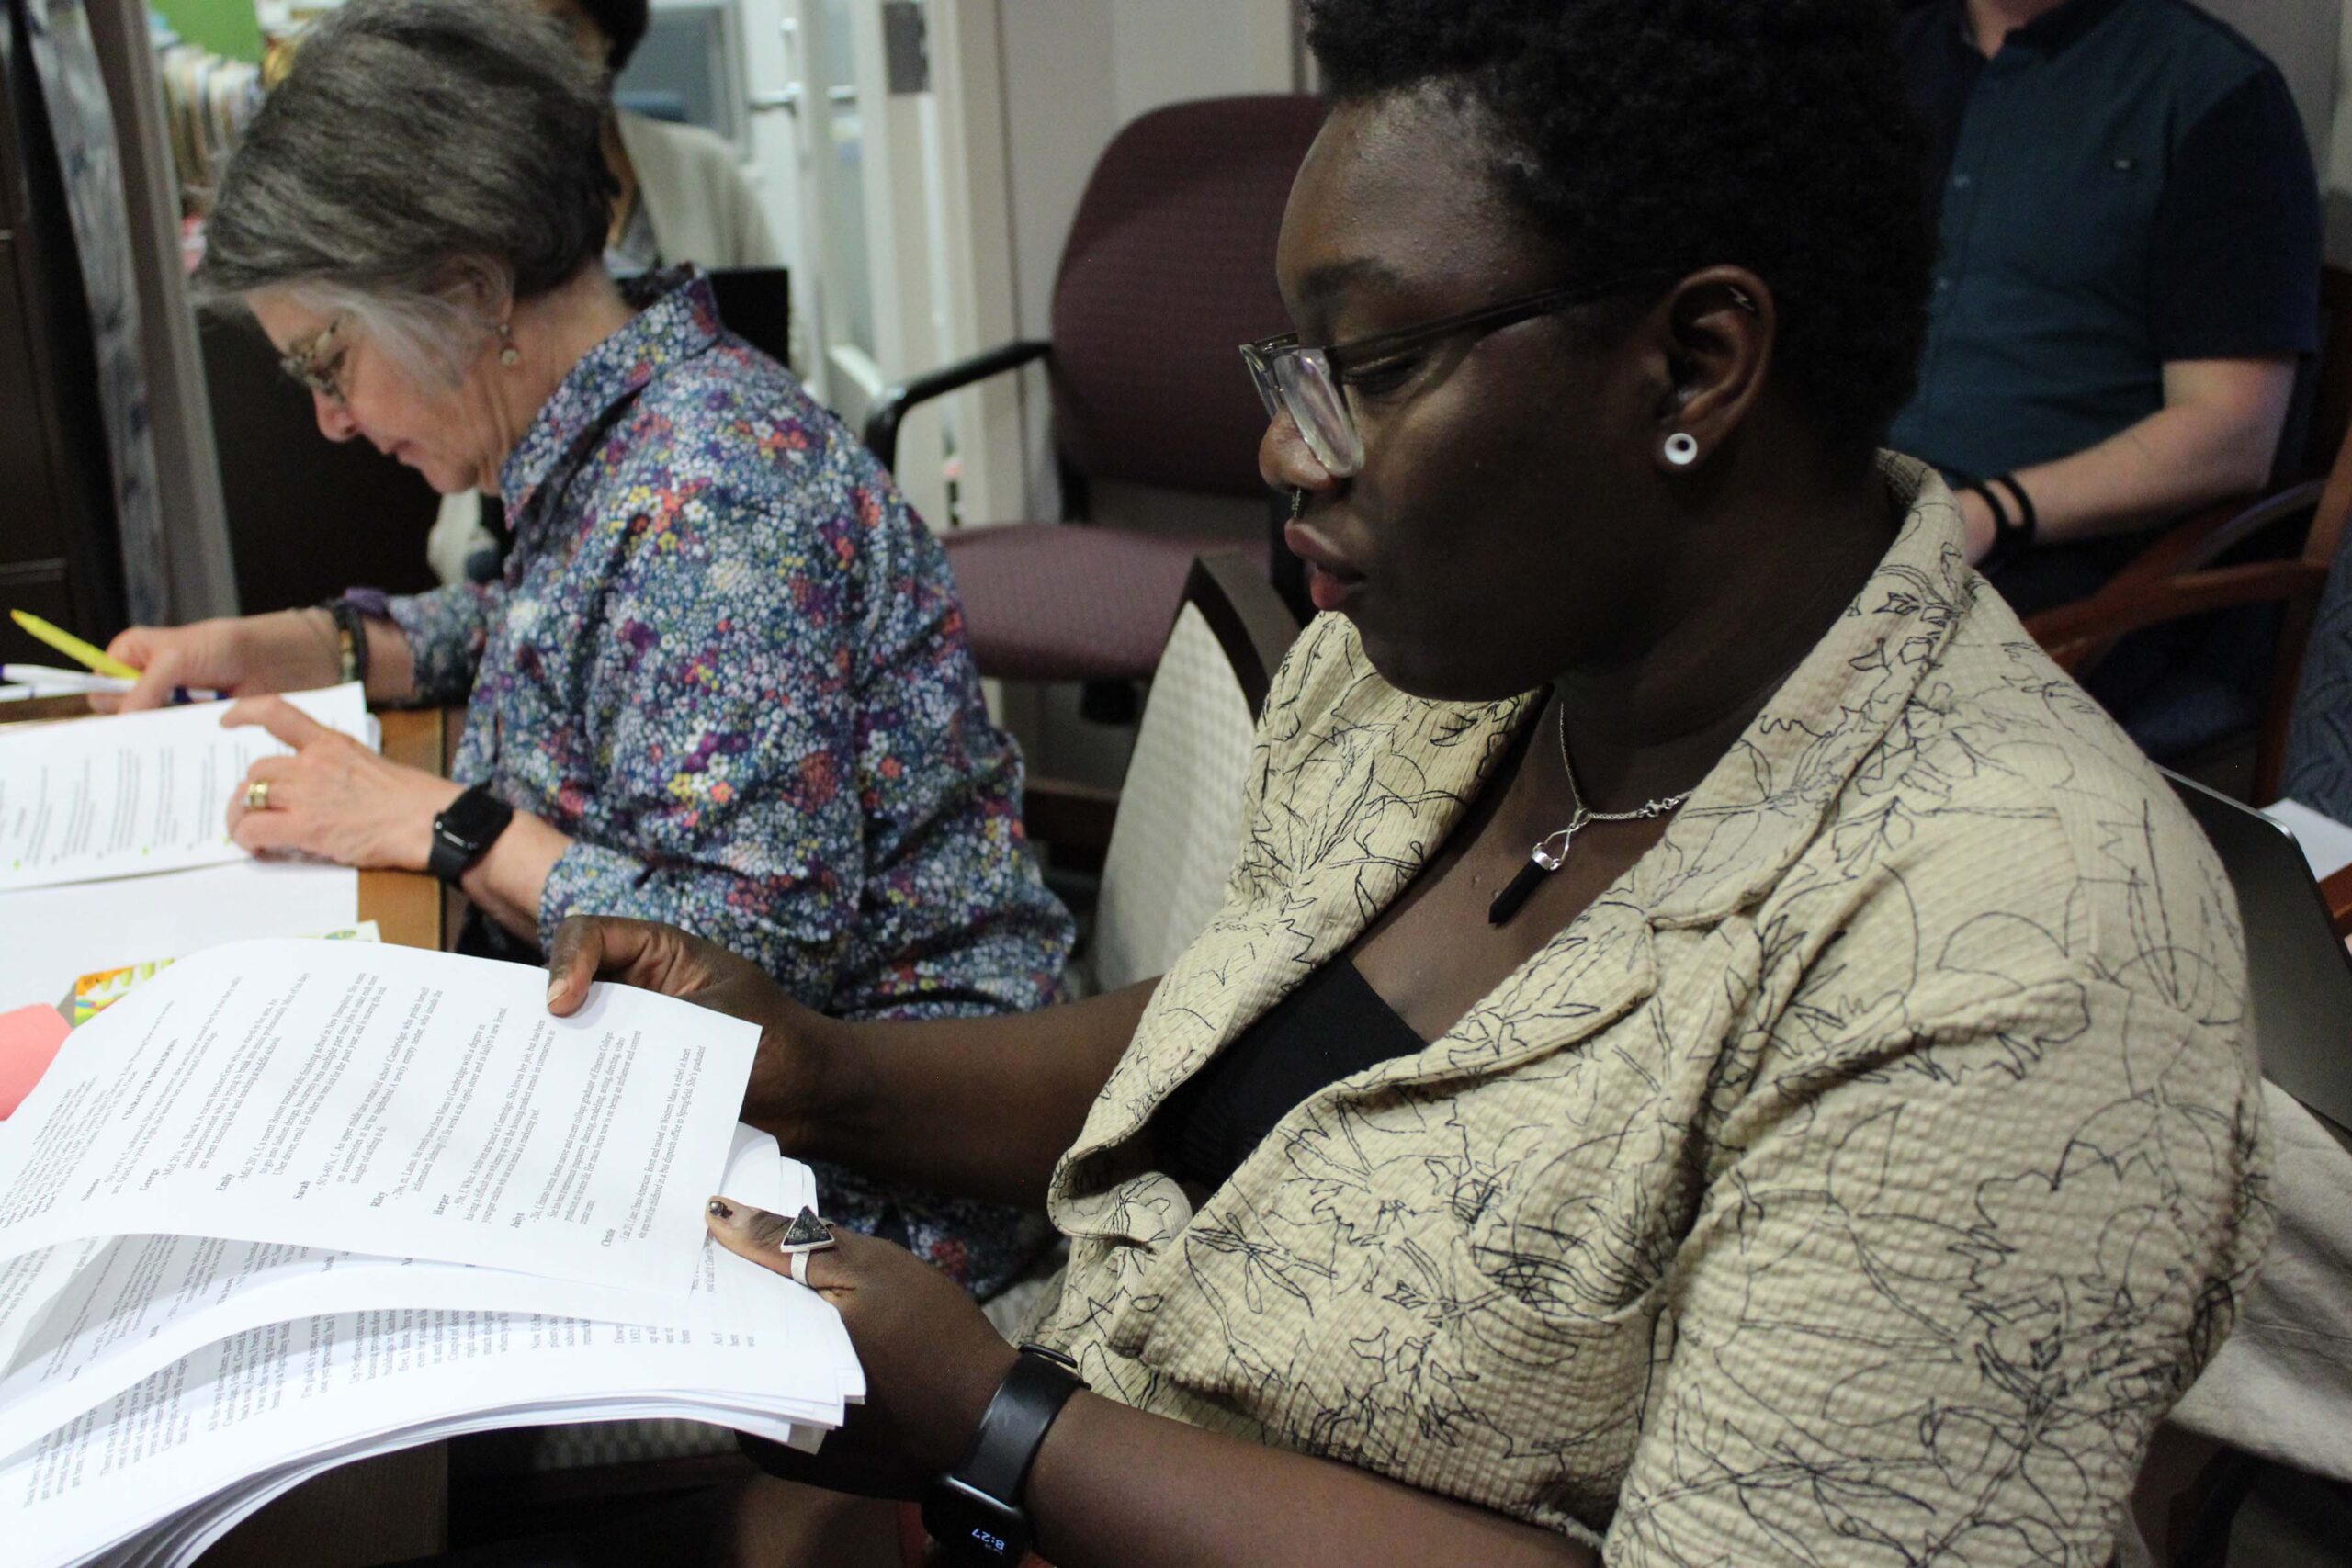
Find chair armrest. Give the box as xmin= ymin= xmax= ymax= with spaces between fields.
xmin=2028 ymin=558 xmax=2329 ymax=672
xmin=2104 ymin=480 xmax=2325 ymax=592
xmin=863 ymin=340 xmax=1053 ymax=472
xmin=2023 ymin=481 xmax=2325 ymax=677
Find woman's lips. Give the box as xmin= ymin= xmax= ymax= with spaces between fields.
xmin=1305 ymin=561 xmax=1360 ymax=613
xmin=1284 ymin=519 xmax=1365 ymax=613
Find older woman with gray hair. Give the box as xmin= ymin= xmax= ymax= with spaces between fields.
xmin=100 ymin=0 xmax=1073 ymax=1300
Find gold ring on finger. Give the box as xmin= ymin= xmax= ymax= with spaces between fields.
xmin=245 ymin=779 xmax=273 ymax=811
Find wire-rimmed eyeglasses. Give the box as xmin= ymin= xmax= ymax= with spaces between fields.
xmin=279 ymin=314 xmax=351 ymax=404
xmin=1239 ymin=274 xmax=1679 ymax=478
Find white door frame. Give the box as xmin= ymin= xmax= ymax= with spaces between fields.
xmin=731 ymin=0 xmax=1026 ymax=530
xmin=927 ymin=0 xmax=1025 ymax=527
xmin=736 ymin=0 xmax=823 ymax=386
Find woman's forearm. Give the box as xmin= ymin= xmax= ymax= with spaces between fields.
xmin=1025 ymin=1393 xmax=1596 ymax=1568
xmin=777 ymin=979 xmax=1159 ymax=1209
xmin=458 ymin=810 xmax=570 ymax=942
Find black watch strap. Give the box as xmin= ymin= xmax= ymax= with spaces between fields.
xmin=923 ymin=1345 xmax=1084 ymax=1563
xmin=428 ymin=784 xmax=514 ymax=885
xmin=959 ymin=1346 xmax=1083 ymax=1503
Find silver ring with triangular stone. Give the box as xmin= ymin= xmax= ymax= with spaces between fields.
xmin=775 ymin=1206 xmax=839 ymax=1286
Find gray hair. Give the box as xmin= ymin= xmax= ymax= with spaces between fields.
xmin=196 ymin=0 xmax=615 ymax=379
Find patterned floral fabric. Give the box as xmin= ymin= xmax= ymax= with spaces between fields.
xmin=1035 ymin=457 xmax=2269 ymax=1562
xmin=388 ymin=267 xmax=1073 ymax=1294
xmin=2283 ymin=533 xmax=2352 ymax=825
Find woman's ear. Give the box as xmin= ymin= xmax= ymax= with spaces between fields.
xmin=435 ymin=255 xmax=517 ymax=335
xmin=1648 ymin=266 xmax=1773 ymax=476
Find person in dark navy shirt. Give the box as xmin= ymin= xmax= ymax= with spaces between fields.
xmin=1892 ymin=0 xmax=2321 ymax=607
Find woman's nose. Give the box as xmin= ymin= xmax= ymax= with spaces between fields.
xmin=311 ymin=390 xmax=358 ymax=443
xmin=1259 ymin=409 xmax=1336 ymax=495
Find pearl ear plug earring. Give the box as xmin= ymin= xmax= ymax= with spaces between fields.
xmin=1663 ymin=432 xmax=1700 ymax=468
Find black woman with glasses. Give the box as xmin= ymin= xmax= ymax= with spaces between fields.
xmin=527 ymin=3 xmax=2266 ymax=1564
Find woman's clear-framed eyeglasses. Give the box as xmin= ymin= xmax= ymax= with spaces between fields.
xmin=1239 ymin=274 xmax=1672 ymax=478
xmin=279 ymin=315 xmax=351 ymax=404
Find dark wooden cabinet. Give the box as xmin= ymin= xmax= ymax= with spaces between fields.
xmin=0 ymin=0 xmax=128 ymax=666
xmin=199 ymin=312 xmax=442 ymax=612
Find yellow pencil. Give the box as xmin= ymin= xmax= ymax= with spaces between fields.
xmin=10 ymin=609 xmax=141 ymax=680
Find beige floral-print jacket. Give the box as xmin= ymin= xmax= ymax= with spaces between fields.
xmin=1033 ymin=458 xmax=2269 ymax=1564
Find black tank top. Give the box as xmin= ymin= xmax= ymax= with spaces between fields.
xmin=1154 ymin=958 xmax=1427 ymax=1193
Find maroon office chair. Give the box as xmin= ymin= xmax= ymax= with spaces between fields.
xmin=864 ymin=95 xmax=1325 ymax=690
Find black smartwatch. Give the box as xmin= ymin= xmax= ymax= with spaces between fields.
xmin=922 ymin=1344 xmax=1086 ymax=1564
xmin=428 ymin=784 xmax=514 ymax=885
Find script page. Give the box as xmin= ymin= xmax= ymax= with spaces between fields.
xmin=1 ymin=1129 xmax=854 ymax=1568
xmin=0 ymin=1131 xmax=820 ymax=1455
xmin=0 ymin=940 xmax=758 ymax=1303
xmin=0 ymin=684 xmax=369 ymax=891
xmin=4 ymin=1252 xmax=851 ymax=1568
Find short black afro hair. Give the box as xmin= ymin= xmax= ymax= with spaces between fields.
xmin=1306 ymin=0 xmax=1935 ymax=455
xmin=573 ymin=0 xmax=648 ymax=72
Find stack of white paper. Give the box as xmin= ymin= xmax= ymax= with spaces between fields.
xmin=0 ymin=686 xmax=376 ymax=1014
xmin=0 ymin=940 xmax=857 ymax=1568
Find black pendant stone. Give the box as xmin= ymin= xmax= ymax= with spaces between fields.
xmin=1487 ymin=856 xmax=1552 ymax=926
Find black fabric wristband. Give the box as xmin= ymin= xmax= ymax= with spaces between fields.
xmin=1962 ymin=479 xmax=2035 ymax=572
xmin=1962 ymin=479 xmax=2014 ymax=537
xmin=1987 ymin=473 xmax=2040 ymax=547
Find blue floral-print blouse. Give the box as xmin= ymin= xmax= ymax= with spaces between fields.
xmin=386 ymin=267 xmax=1073 ymax=1294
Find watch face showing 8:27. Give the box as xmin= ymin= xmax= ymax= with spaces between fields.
xmin=925 ymin=1483 xmax=1026 ymax=1562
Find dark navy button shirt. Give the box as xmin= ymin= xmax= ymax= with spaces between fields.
xmin=1889 ymin=0 xmax=2320 ymax=481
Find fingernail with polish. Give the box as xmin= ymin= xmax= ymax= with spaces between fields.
xmin=707 ymin=1198 xmax=734 ymax=1222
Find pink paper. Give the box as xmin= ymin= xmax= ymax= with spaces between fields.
xmin=0 ymin=1003 xmax=70 ymax=1119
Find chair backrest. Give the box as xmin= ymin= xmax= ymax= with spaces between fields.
xmin=1049 ymin=96 xmax=1327 ymax=500
xmin=2307 ymin=263 xmax=2352 ymax=479
xmin=2166 ymin=769 xmax=2352 ymax=1137
xmin=1091 ymin=551 xmax=1300 ymax=992
xmin=2028 ymin=415 xmax=2352 ymax=800
xmin=707 ymin=267 xmax=794 ymax=372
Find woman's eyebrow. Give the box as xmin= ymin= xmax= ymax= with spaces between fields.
xmin=1292 ymin=256 xmax=1411 ymax=313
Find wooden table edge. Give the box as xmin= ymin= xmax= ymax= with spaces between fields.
xmin=0 ymin=696 xmax=452 ymax=952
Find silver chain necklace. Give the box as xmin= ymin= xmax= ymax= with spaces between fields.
xmin=1487 ymin=704 xmax=1694 ymax=927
